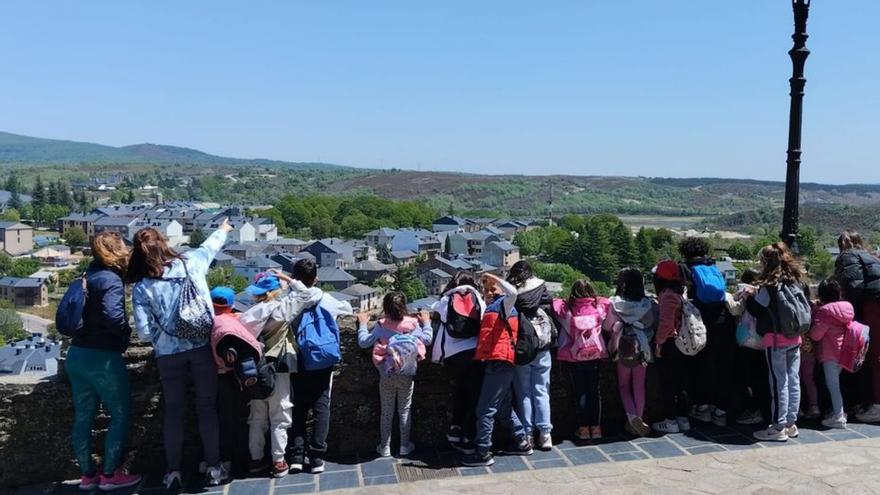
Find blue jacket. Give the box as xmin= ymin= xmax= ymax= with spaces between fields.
xmin=71 ymin=261 xmax=131 ymax=353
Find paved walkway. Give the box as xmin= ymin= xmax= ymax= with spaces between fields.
xmin=33 ymin=422 xmax=880 ymax=495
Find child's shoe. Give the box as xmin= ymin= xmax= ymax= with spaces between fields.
xmin=399 ymin=442 xmax=416 ymax=457
xmin=575 ymin=426 xmax=591 ymax=441
xmin=163 ymin=472 xmax=182 ymax=491
xmin=79 ymin=473 xmax=100 ymax=491
xmin=249 ymin=458 xmax=271 ymax=475
xmin=460 ymin=450 xmax=494 ymax=467
xmin=589 ymin=426 xmax=603 ymax=440
xmin=690 ymin=404 xmax=712 ymax=423
xmin=98 ymin=469 xmax=142 ymax=491
xmin=500 ymin=436 xmax=533 ymax=456
xmin=536 ymin=431 xmax=552 ymax=451
xmin=450 ymin=440 xmax=476 ymax=455
xmin=272 ymin=461 xmax=289 ymax=478
xmin=736 ymin=410 xmax=763 ymax=425
xmin=676 ymin=417 xmax=692 ymax=432
xmin=753 ymin=426 xmax=788 ymax=442
xmin=856 ymin=404 xmax=880 ymax=423
xmin=785 ymin=424 xmax=800 ymax=438
xmin=629 ymin=416 xmax=650 ymax=437
xmin=711 ymin=408 xmax=727 ymax=427
xmin=310 ymin=457 xmax=325 ymax=474
xmin=652 ymin=419 xmax=680 ymax=434
xmin=803 ymin=405 xmax=821 ymax=420
xmin=205 ymin=465 xmax=230 ymax=486
xmin=289 ymin=453 xmax=305 ymax=472
xmin=822 ymin=412 xmax=847 ymax=429
xmin=376 ymin=445 xmax=391 ymax=457
xmin=446 ymin=425 xmax=464 ymax=443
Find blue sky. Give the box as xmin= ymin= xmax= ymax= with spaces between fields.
xmin=1 ymin=1 xmax=877 ymax=183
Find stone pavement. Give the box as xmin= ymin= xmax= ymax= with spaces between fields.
xmin=28 ymin=422 xmax=880 ymax=495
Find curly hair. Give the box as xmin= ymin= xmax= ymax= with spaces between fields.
xmin=757 ymin=242 xmax=803 ymax=286
xmin=678 ymin=237 xmax=711 ymax=259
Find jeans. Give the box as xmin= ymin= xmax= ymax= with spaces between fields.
xmin=657 ymin=340 xmax=691 ymax=420
xmin=378 ymin=373 xmax=415 ymax=450
xmin=157 ymin=346 xmax=221 ymax=471
xmin=823 ymin=361 xmax=844 ymax=417
xmin=765 ymin=344 xmax=801 ymax=429
xmin=290 ymin=367 xmax=333 ymax=458
xmin=67 ymin=346 xmax=132 ymax=476
xmin=443 ymin=349 xmax=485 ymax=441
xmin=475 ymin=361 xmax=525 ymax=453
xmin=800 ymin=351 xmax=819 ymax=409
xmin=512 ymin=349 xmax=552 ymax=435
xmin=616 ymin=362 xmax=646 ymax=418
xmin=562 ymin=361 xmax=601 ymax=427
xmin=248 ymin=373 xmax=292 ymax=462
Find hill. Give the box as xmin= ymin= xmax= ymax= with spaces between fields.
xmin=0 ymin=131 xmax=346 ymax=170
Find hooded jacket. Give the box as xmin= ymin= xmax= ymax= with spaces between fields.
xmin=810 ymin=301 xmax=855 ymax=365
xmin=835 ymin=249 xmax=880 ymax=306
xmin=430 ymin=285 xmax=486 ymax=363
xmin=552 ymin=296 xmax=610 ymax=362
xmin=357 ymin=316 xmax=432 ymax=371
xmin=210 ymin=312 xmax=263 ymax=373
xmin=602 ymin=296 xmax=657 ymax=362
xmin=656 ymin=289 xmax=683 ymax=347
xmin=72 ymin=261 xmax=131 ymax=353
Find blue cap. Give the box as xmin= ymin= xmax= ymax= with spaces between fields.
xmin=210 ymin=286 xmax=235 ymax=308
xmin=246 ymin=273 xmax=281 ymax=297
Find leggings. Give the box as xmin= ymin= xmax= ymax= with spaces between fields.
xmin=800 ymin=351 xmax=819 ymax=409
xmin=657 ymin=340 xmax=691 ymax=420
xmin=562 ymin=361 xmax=601 ymax=427
xmin=157 ymin=346 xmax=220 ymax=471
xmin=616 ymin=361 xmax=646 ymax=418
xmin=443 ymin=349 xmax=485 ymax=442
xmin=378 ymin=373 xmax=415 ymax=449
xmin=67 ymin=346 xmax=132 ymax=476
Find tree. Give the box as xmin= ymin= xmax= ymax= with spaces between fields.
xmin=63 ymin=226 xmax=88 ymax=248
xmin=0 ymin=209 xmax=20 ymax=222
xmin=390 ymin=264 xmax=427 ymax=302
xmin=188 ymin=229 xmax=207 ymax=247
xmin=808 ymin=250 xmax=835 ymax=279
xmin=0 ymin=300 xmax=25 ymax=346
xmin=206 ymin=266 xmax=249 ymax=293
xmin=513 ymin=230 xmax=543 ymax=257
xmin=47 ymin=181 xmax=60 ymax=205
xmin=7 ymin=258 xmax=40 ymax=278
xmin=124 ymin=189 xmax=136 ymax=204
xmin=727 ymin=241 xmax=754 ymax=261
xmin=32 ymin=176 xmax=46 ymax=210
xmin=634 ymin=228 xmax=657 ymax=272
xmin=799 ymin=226 xmax=818 ymax=258
xmin=611 ymin=222 xmax=638 ymax=269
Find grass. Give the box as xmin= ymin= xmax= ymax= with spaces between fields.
xmin=18 ymin=300 xmax=58 ymax=321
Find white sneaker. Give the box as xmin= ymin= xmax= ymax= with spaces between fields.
xmin=822 ymin=412 xmax=847 ymax=429
xmin=376 ymin=445 xmax=391 ymax=457
xmin=785 ymin=424 xmax=799 ymax=438
xmin=536 ymin=431 xmax=552 ymax=450
xmin=205 ymin=465 xmax=229 ymax=486
xmin=652 ymin=419 xmax=680 ymax=434
xmin=163 ymin=472 xmax=182 ymax=490
xmin=753 ymin=426 xmax=789 ymax=442
xmin=676 ymin=417 xmax=692 ymax=432
xmin=399 ymin=442 xmax=416 ymax=457
xmin=856 ymin=404 xmax=880 ymax=423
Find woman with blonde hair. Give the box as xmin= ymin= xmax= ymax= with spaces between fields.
xmin=66 ymin=231 xmax=142 ymax=491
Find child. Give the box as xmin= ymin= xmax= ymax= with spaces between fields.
xmin=810 ymin=278 xmax=855 ymax=428
xmin=727 ymin=269 xmax=769 ymax=426
xmin=651 ymin=261 xmax=693 ymax=434
xmin=800 ymin=284 xmax=821 ymax=420
xmin=247 ymin=261 xmax=353 ymax=474
xmin=210 ymin=286 xmax=261 ymax=477
xmin=552 ymin=279 xmax=610 ymax=441
xmin=746 ymin=242 xmax=809 ymax=442
xmin=602 ymin=267 xmax=656 ymax=437
xmin=358 ymin=292 xmax=433 ymax=457
xmin=508 ymin=261 xmax=556 ymax=450
xmin=239 ymin=273 xmax=297 ymax=477
xmin=461 ymin=273 xmax=531 ymax=467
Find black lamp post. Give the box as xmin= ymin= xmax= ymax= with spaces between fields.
xmin=781 ymin=0 xmax=811 ymax=253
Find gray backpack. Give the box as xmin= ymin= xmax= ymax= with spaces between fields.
xmin=772 ymin=283 xmax=811 ymax=338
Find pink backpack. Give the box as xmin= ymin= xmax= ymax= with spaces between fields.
xmin=554 ymin=298 xmax=608 ymax=361
xmin=840 ymin=321 xmax=870 ymax=373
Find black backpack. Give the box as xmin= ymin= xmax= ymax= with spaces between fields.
xmin=445 ymin=292 xmax=481 ymax=339
xmin=242 ymin=358 xmax=277 ymax=401
xmin=513 ymin=313 xmax=541 ymax=366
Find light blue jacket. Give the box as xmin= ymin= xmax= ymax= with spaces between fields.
xmin=133 ymin=228 xmax=227 ymax=358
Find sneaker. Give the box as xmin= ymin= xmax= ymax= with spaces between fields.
xmin=80 ymin=473 xmax=100 ymax=491
xmin=753 ymin=426 xmax=789 ymax=442
xmin=711 ymin=409 xmax=727 ymax=427
xmin=785 ymin=424 xmax=800 ymax=438
xmin=198 ymin=461 xmax=208 ymax=474
xmin=249 ymin=458 xmax=271 ymax=475
xmin=205 ymin=465 xmax=229 ymax=486
xmin=575 ymin=426 xmax=591 ymax=441
xmin=460 ymin=451 xmax=494 ymax=467
xmin=310 ymin=457 xmax=325 ymax=474
xmin=446 ymin=425 xmax=464 ymax=443
xmin=500 ymin=437 xmax=533 ymax=456
xmin=652 ymin=419 xmax=680 ymax=434
xmin=450 ymin=440 xmax=476 ymax=455
xmin=536 ymin=431 xmax=552 ymax=451
xmin=98 ymin=469 xmax=142 ymax=491
xmin=272 ymin=461 xmax=289 ymax=478
xmin=399 ymin=442 xmax=416 ymax=457
xmin=856 ymin=404 xmax=880 ymax=423
xmin=589 ymin=426 xmax=603 ymax=440
xmin=736 ymin=410 xmax=764 ymax=425
xmin=822 ymin=412 xmax=847 ymax=429
xmin=803 ymin=405 xmax=821 ymax=420
xmin=629 ymin=416 xmax=650 ymax=437
xmin=676 ymin=417 xmax=692 ymax=432
xmin=690 ymin=405 xmax=712 ymax=423
xmin=289 ymin=453 xmax=305 ymax=472
xmin=376 ymin=444 xmax=392 ymax=457
xmin=163 ymin=472 xmax=182 ymax=491
xmin=624 ymin=420 xmax=638 ymax=437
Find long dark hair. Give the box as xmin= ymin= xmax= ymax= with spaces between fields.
xmin=127 ymin=228 xmax=182 ymax=283
xmin=383 ymin=291 xmax=408 ymax=321
xmin=507 ymin=260 xmax=533 ymax=288
xmin=615 ymin=267 xmax=646 ymax=301
xmin=569 ymin=279 xmax=598 ymax=307
xmin=442 ymin=271 xmax=477 ymax=295
xmin=818 ymin=278 xmax=842 ymax=305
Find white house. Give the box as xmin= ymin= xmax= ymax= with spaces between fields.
xmin=482 ymin=241 xmax=521 ymax=269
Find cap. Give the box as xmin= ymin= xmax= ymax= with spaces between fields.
xmin=210 ymin=286 xmax=235 ymax=308
xmin=245 ymin=273 xmax=281 ymax=296
xmin=655 ymin=260 xmax=682 ymax=282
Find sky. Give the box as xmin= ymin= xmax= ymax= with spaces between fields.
xmin=1 ymin=1 xmax=878 ymax=184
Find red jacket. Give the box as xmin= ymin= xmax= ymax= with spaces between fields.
xmin=474 ymin=296 xmax=519 ymax=364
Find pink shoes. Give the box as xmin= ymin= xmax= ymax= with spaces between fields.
xmin=98 ymin=469 xmax=142 ymax=491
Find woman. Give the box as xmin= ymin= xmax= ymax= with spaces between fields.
xmin=430 ymin=271 xmax=486 ymax=453
xmin=834 ymin=230 xmax=880 ymax=423
xmin=508 ymin=260 xmax=556 ymax=450
xmin=131 ymin=219 xmax=233 ymax=488
xmin=67 ymin=231 xmax=141 ymax=491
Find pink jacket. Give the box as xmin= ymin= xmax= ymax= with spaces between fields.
xmin=552 ymin=297 xmax=610 ymax=362
xmin=210 ymin=313 xmax=264 ymax=373
xmin=358 ymin=316 xmax=428 ymax=369
xmin=809 ymin=301 xmax=854 ymax=365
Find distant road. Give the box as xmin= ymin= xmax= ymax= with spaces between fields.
xmin=18 ymin=312 xmax=52 ymax=334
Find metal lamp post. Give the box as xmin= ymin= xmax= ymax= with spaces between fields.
xmin=781 ymin=0 xmax=811 ymax=253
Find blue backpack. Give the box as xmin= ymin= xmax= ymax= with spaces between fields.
xmin=296 ymin=301 xmax=342 ymax=371
xmin=56 ymin=274 xmax=87 ymax=338
xmin=691 ymin=264 xmax=727 ymax=303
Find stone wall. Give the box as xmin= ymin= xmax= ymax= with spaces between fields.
xmin=0 ymin=322 xmax=662 ymax=488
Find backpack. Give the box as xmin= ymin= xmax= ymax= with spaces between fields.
xmin=675 ymin=295 xmax=708 ymax=356
xmin=568 ymin=306 xmax=608 ymax=361
xmin=690 ymin=264 xmax=727 ymax=304
xmin=241 ymin=357 xmax=277 ymax=401
xmin=529 ymin=308 xmax=555 ymax=349
xmin=295 ymin=301 xmax=342 ymax=371
xmin=56 ymin=274 xmax=87 ymax=338
xmin=841 ymin=321 xmax=871 ymax=373
xmin=617 ymin=322 xmax=649 ymax=368
xmin=445 ymin=292 xmax=481 ymax=339
xmin=384 ymin=333 xmax=421 ymax=376
xmin=771 ymin=283 xmax=812 ymax=338
xmin=505 ymin=305 xmax=540 ymax=366
xmin=735 ymin=311 xmax=762 ymax=350
xmin=170 ymin=262 xmax=214 ymax=340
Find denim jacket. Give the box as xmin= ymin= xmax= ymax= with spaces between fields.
xmin=132 ymin=228 xmax=227 ymax=358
